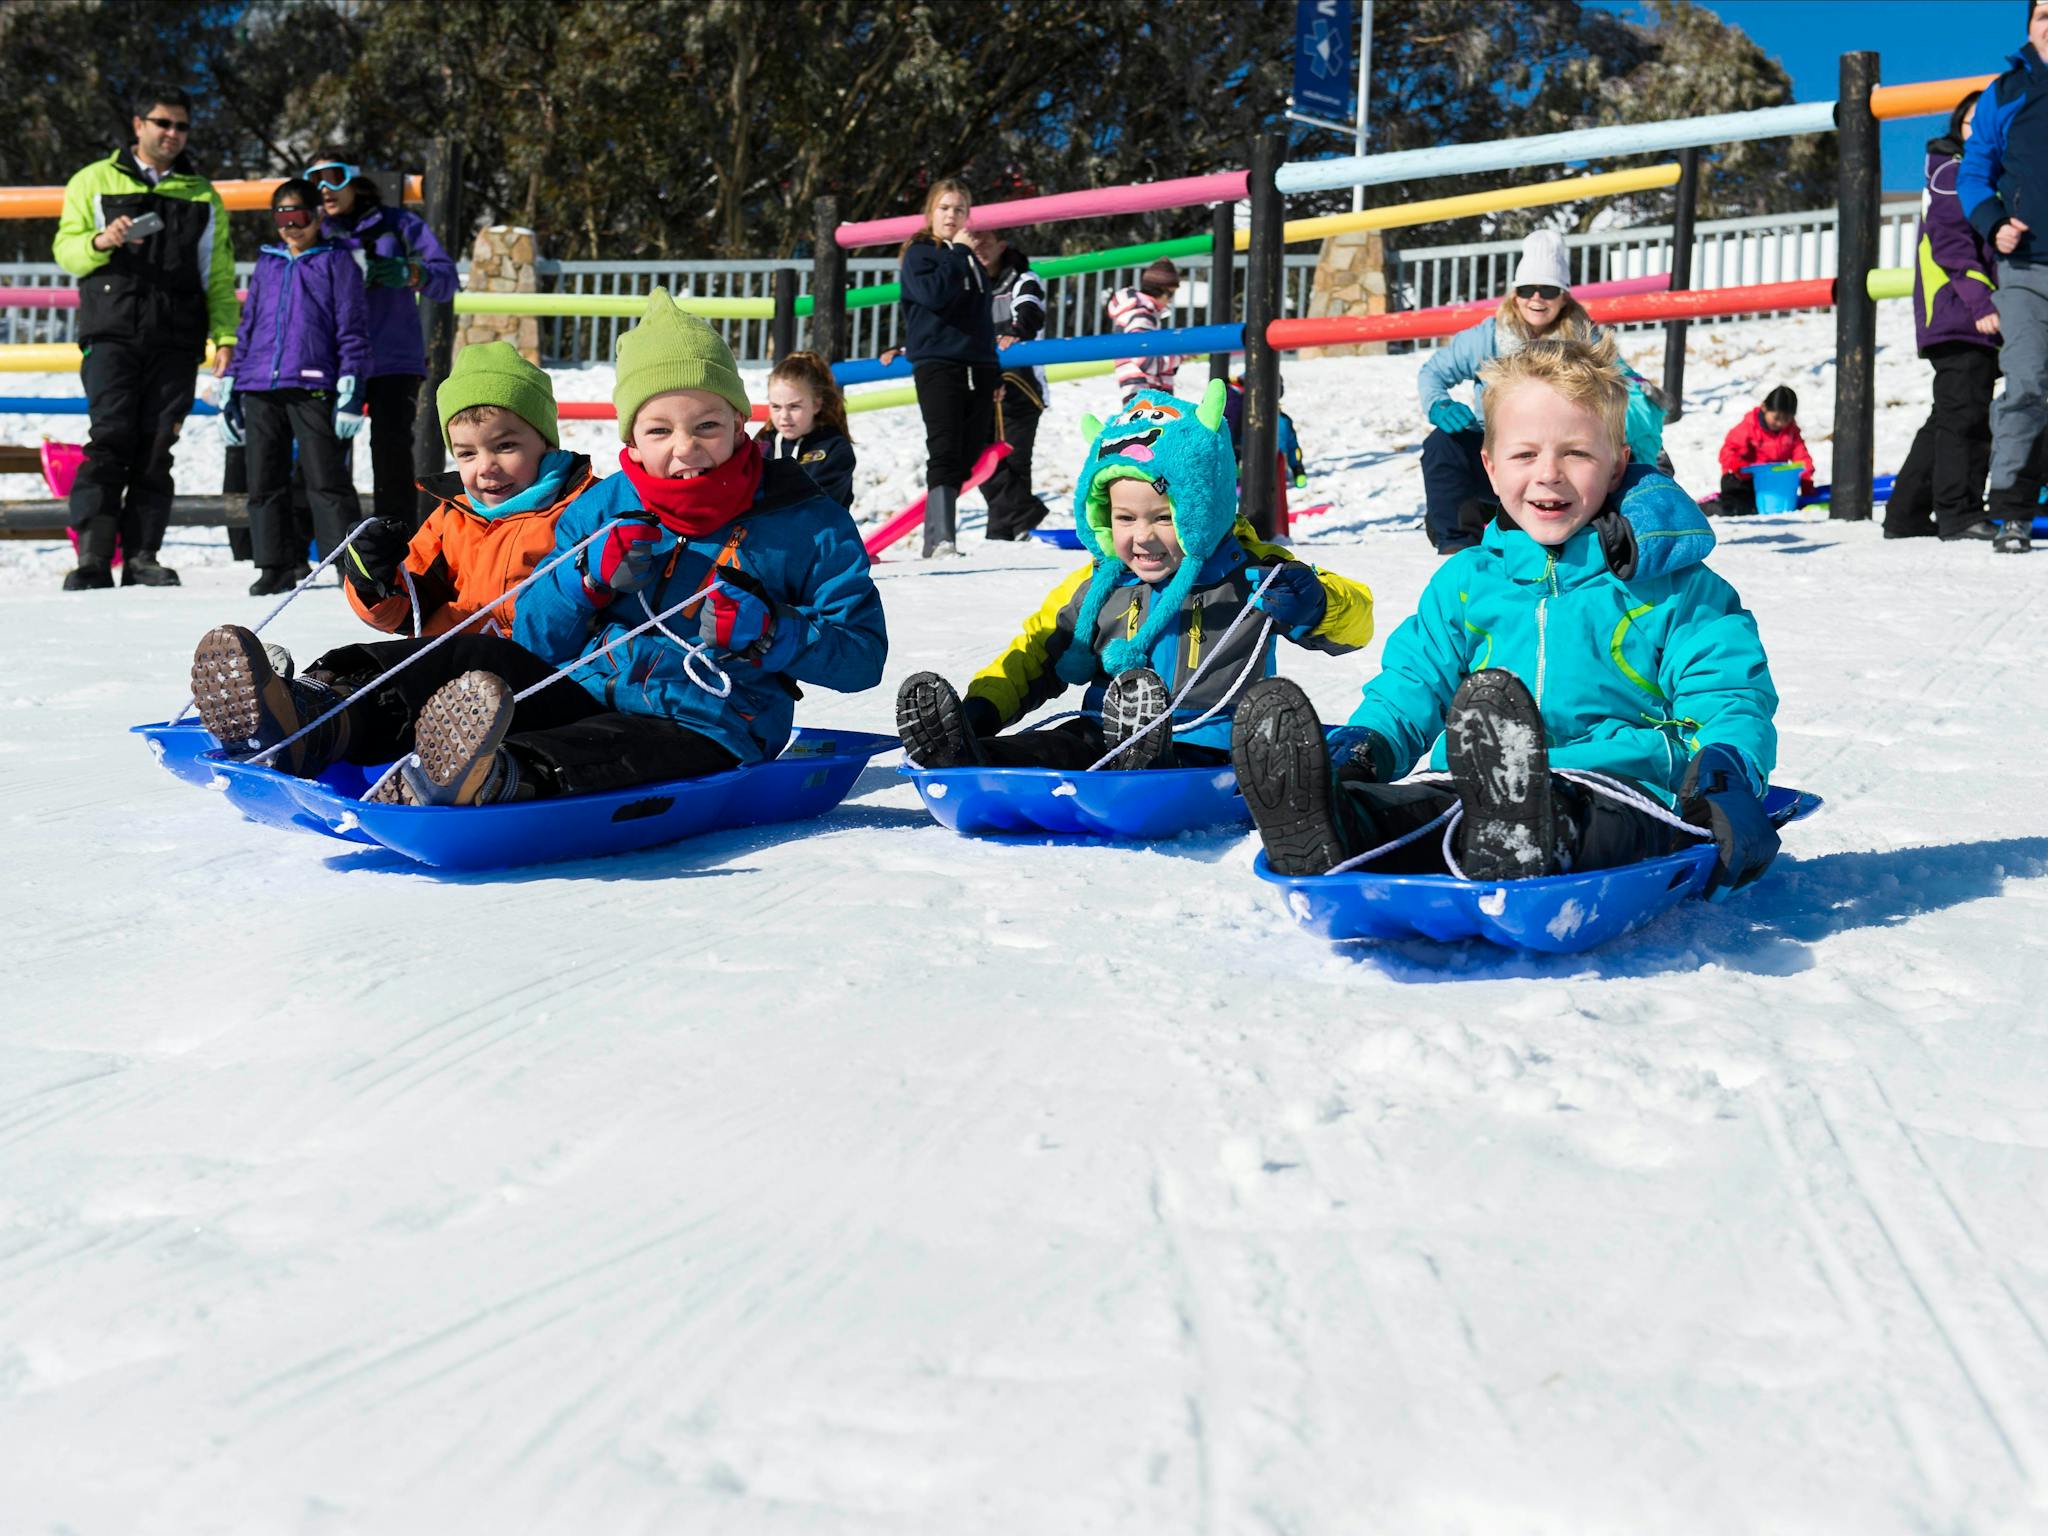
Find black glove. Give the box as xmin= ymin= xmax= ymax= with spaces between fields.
xmin=1325 ymin=725 xmax=1395 ymax=784
xmin=342 ymin=518 xmax=413 ymax=604
xmin=1679 ymin=743 xmax=1780 ymax=899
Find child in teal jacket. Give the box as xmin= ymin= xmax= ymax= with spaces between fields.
xmin=1234 ymin=336 xmax=1782 ymax=893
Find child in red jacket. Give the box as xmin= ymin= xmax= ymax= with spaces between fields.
xmin=1717 ymin=385 xmax=1815 ymax=514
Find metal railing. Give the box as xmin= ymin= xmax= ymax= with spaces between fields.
xmin=1386 ymin=201 xmax=1921 ymax=345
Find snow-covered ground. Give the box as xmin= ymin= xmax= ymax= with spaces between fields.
xmin=6 ymin=306 xmax=2048 ymax=1534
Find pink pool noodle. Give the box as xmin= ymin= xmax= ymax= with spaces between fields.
xmin=837 ymin=173 xmax=1251 ymax=249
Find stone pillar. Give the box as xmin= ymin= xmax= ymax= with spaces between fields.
xmin=1301 ymin=230 xmax=1389 ymax=358
xmin=456 ymin=224 xmax=541 ymax=363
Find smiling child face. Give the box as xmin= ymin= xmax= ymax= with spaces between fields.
xmin=1109 ymin=476 xmax=1182 ymax=584
xmin=1480 ymin=379 xmax=1628 ymax=546
xmin=629 ymin=389 xmax=741 ymax=479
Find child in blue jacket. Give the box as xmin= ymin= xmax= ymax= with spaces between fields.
xmin=221 ymin=178 xmax=372 ymax=596
xmin=897 ymin=380 xmax=1374 ymax=772
xmin=1234 ymin=336 xmax=1782 ymax=895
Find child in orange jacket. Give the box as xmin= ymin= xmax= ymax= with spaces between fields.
xmin=340 ymin=342 xmax=594 ymax=635
xmin=1716 ymin=384 xmax=1815 ymax=514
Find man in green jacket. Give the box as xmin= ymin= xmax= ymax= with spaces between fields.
xmin=53 ymin=83 xmax=239 ymax=590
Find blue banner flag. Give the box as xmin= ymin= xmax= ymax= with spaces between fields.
xmin=1293 ymin=0 xmax=1353 ymax=123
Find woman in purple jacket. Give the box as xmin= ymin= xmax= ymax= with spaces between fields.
xmin=221 ymin=178 xmax=372 ymax=595
xmin=309 ymin=152 xmax=459 ymax=530
xmin=1887 ymin=92 xmax=2005 ymax=540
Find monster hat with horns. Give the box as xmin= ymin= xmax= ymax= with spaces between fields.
xmin=1055 ymin=378 xmax=1239 ymax=685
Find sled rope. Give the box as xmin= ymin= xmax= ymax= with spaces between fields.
xmin=402 ymin=566 xmax=422 ymax=639
xmin=1087 ymin=564 xmax=1284 ymax=772
xmin=635 ymin=590 xmax=734 ymax=700
xmin=169 ymin=516 xmax=381 ymax=723
xmin=1330 ymin=768 xmax=1708 ymax=879
xmin=251 ymin=518 xmax=624 ymax=768
xmin=359 ymin=580 xmax=734 ymax=802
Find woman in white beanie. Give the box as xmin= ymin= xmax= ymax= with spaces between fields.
xmin=1416 ymin=230 xmax=1609 ymax=554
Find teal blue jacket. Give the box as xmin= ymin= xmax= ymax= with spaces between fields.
xmin=1347 ymin=467 xmax=1776 ymax=801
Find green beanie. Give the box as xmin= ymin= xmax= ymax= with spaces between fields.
xmin=437 ymin=341 xmax=559 ymax=447
xmin=613 ymin=289 xmax=750 ymax=440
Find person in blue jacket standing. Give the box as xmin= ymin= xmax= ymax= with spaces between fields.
xmin=309 ymin=152 xmax=459 ymax=531
xmin=898 ymin=178 xmax=998 ymax=555
xmin=1958 ymin=0 xmax=2048 ymax=552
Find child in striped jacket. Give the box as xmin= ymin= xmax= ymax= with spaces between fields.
xmin=1107 ymin=258 xmax=1184 ymax=402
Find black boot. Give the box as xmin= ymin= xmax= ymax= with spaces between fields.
xmin=1098 ymin=666 xmax=1173 ymax=770
xmin=1941 ymin=519 xmax=2001 ymax=542
xmin=922 ymin=486 xmax=959 ymax=557
xmin=63 ymin=516 xmax=117 ymax=591
xmin=1231 ymin=676 xmax=1344 ymax=876
xmin=121 ymin=551 xmax=181 ymax=587
xmin=1995 ymin=518 xmax=2034 ymax=554
xmin=401 ymin=671 xmax=521 ymax=806
xmin=896 ymin=672 xmax=982 ymax=769
xmin=189 ymin=624 xmax=351 ymax=775
xmin=1445 ymin=669 xmax=1557 ymax=881
xmin=248 ymin=566 xmax=296 ymax=597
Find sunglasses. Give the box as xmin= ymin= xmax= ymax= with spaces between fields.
xmin=1515 ymin=284 xmax=1564 ymax=301
xmin=303 ymin=162 xmax=359 ymax=189
xmin=142 ymin=115 xmax=190 ymax=133
xmin=272 ymin=206 xmax=314 ymax=228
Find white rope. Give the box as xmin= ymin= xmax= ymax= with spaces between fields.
xmin=636 ymin=590 xmax=733 ymax=700
xmin=1326 ymin=767 xmax=1708 ymax=879
xmin=169 ymin=516 xmax=380 ymax=723
xmin=357 ymin=579 xmax=738 ymax=803
xmin=249 ymin=517 xmax=622 ymax=767
xmin=401 ymin=565 xmax=422 ymax=639
xmin=1087 ymin=564 xmax=1286 ymax=772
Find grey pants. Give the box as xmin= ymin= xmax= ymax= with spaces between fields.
xmin=1990 ymin=262 xmax=2048 ymax=495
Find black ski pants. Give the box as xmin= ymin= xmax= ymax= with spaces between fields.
xmin=306 ymin=634 xmax=735 ymax=797
xmin=244 ymin=388 xmax=365 ymax=570
xmin=984 ymin=375 xmax=1051 ymax=540
xmin=363 ymin=372 xmax=425 ymax=529
xmin=69 ymin=336 xmax=201 ymax=556
xmin=913 ymin=358 xmax=1000 ymax=489
xmin=1333 ymin=775 xmax=1686 ymax=876
xmin=1421 ymin=426 xmax=1494 ymax=553
xmin=1885 ymin=342 xmax=1998 ymax=538
xmin=974 ymin=716 xmax=1228 ymax=770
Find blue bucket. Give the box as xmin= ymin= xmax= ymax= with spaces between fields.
xmin=1744 ymin=462 xmax=1804 ymax=514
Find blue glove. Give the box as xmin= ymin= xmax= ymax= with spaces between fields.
xmin=1679 ymin=744 xmax=1780 ymax=900
xmin=333 ymin=374 xmax=365 ymax=441
xmin=1250 ymin=560 xmax=1328 ymax=633
xmin=700 ymin=567 xmax=802 ymax=670
xmin=217 ymin=381 xmax=245 ymax=448
xmin=1428 ymin=399 xmax=1479 ymax=436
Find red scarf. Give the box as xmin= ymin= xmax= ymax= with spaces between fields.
xmin=616 ymin=437 xmax=763 ymax=537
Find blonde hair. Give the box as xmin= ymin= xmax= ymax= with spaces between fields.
xmin=1479 ymin=335 xmax=1630 ymax=455
xmin=1495 ymin=288 xmax=1598 ymax=343
xmin=902 ymin=177 xmax=972 ymax=255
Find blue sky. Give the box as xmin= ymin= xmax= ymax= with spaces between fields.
xmin=1584 ymin=0 xmax=2025 ymax=189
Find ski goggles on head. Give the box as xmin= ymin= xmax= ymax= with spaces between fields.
xmin=303 ymin=161 xmax=359 ymax=189
xmin=1514 ymin=284 xmax=1564 ymax=301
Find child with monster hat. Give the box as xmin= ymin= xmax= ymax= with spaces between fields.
xmin=897 ymin=379 xmax=1374 ymax=772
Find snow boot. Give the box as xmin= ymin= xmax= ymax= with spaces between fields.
xmin=63 ymin=516 xmax=116 ymax=591
xmin=248 ymin=565 xmax=301 ymax=596
xmin=1098 ymin=666 xmax=1173 ymax=770
xmin=923 ymin=485 xmax=958 ymax=557
xmin=1445 ymin=669 xmax=1558 ymax=882
xmin=1231 ymin=675 xmax=1344 ymax=876
xmin=896 ymin=672 xmax=982 ymax=769
xmin=120 ymin=551 xmax=181 ymax=587
xmin=189 ymin=624 xmax=350 ymax=775
xmin=1995 ymin=518 xmax=2033 ymax=554
xmin=401 ymin=671 xmax=522 ymax=807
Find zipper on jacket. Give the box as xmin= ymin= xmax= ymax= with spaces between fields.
xmin=268 ymin=253 xmax=303 ymax=389
xmin=1186 ymin=604 xmax=1202 ymax=671
xmin=1533 ymin=550 xmax=1558 ymax=706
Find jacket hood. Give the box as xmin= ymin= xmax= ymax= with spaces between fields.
xmin=1926 ymin=134 xmax=1963 ymax=160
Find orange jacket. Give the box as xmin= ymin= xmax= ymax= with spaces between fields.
xmin=346 ymin=455 xmax=597 ymax=637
